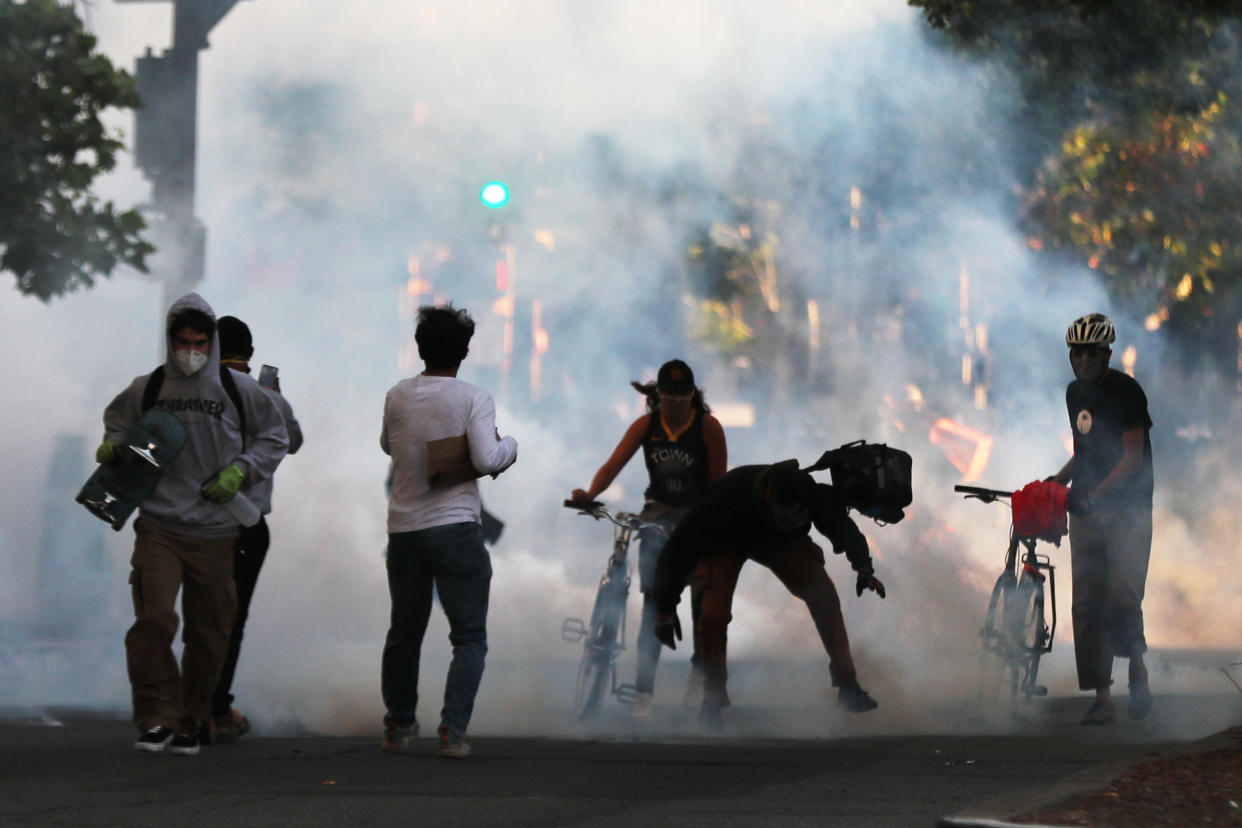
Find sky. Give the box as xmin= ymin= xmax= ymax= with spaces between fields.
xmin=1 ymin=0 xmax=1240 ymax=738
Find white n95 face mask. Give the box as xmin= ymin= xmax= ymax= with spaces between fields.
xmin=175 ymin=349 xmax=208 ymax=375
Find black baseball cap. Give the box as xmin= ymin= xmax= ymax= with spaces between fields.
xmin=217 ymin=315 xmax=253 ymax=358
xmin=656 ymin=359 xmax=695 ymax=394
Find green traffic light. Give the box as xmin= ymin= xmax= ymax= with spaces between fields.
xmin=480 ymin=181 xmax=510 ymax=209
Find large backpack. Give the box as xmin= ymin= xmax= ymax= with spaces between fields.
xmin=142 ymin=365 xmax=247 ymax=447
xmin=803 ymin=440 xmax=913 ymax=523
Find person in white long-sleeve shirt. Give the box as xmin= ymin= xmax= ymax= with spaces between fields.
xmin=379 ymin=304 xmax=517 ymax=759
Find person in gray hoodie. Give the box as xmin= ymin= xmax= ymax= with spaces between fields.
xmin=98 ymin=293 xmax=289 ymax=755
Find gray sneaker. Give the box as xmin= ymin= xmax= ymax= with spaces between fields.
xmin=436 ymin=724 xmax=471 ymax=759
xmin=381 ymin=722 xmax=419 ymax=755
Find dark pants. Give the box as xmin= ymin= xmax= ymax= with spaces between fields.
xmin=635 ymin=506 xmax=703 ymax=695
xmin=1069 ymin=507 xmax=1153 ymax=691
xmin=126 ymin=517 xmax=236 ymax=734
xmin=694 ymin=536 xmax=856 ymax=708
xmin=382 ymin=522 xmax=491 ymax=736
xmin=211 ymin=517 xmax=270 ymax=717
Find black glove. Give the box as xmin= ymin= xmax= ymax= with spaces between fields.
xmin=1068 ymin=487 xmax=1096 ymax=515
xmin=856 ymin=569 xmax=887 ymax=599
xmin=654 ymin=612 xmax=682 ymax=650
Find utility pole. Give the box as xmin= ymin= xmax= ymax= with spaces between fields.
xmin=121 ymin=0 xmax=245 ymax=311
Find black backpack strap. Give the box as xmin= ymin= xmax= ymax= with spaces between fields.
xmin=140 ymin=366 xmax=165 ymax=412
xmin=220 ymin=366 xmax=247 ymax=449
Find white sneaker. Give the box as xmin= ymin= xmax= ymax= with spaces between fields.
xmin=683 ymin=666 xmax=706 ymax=709
xmin=631 ymin=692 xmax=653 ymax=720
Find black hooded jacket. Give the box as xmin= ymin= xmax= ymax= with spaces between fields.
xmin=652 ymin=464 xmax=871 ymax=614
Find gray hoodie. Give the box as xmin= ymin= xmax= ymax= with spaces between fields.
xmin=102 ymin=293 xmax=290 ymax=538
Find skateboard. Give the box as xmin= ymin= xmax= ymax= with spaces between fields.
xmin=76 ymin=409 xmax=186 ymax=531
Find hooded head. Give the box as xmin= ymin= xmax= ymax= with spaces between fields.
xmin=165 ymin=293 xmax=219 ymax=378
xmin=758 ymin=459 xmax=815 ymax=533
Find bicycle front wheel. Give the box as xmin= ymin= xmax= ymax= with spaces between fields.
xmin=1011 ymin=573 xmax=1047 ymax=700
xmin=573 ymin=638 xmax=612 ymax=720
xmin=573 ymin=587 xmax=624 ymax=720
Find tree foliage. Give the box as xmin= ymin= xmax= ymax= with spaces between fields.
xmin=909 ymin=0 xmax=1242 ymax=333
xmin=0 ymin=0 xmax=150 ymax=300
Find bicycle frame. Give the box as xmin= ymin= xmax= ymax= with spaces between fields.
xmin=956 ymin=485 xmax=1058 ymax=705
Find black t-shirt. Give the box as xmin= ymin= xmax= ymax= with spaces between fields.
xmin=1065 ymin=369 xmax=1154 ymax=511
xmin=641 ymin=409 xmax=710 ymax=508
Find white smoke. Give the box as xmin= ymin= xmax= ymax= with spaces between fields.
xmin=2 ymin=0 xmax=1239 ymax=738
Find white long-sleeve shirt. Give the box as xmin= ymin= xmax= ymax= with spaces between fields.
xmin=381 ymin=374 xmax=518 ymax=533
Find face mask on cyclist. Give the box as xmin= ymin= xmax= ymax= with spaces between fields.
xmin=1069 ymin=346 xmax=1109 ymax=382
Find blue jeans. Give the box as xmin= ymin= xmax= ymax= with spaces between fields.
xmin=382 ymin=522 xmax=491 ymax=736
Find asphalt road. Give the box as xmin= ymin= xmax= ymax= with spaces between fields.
xmin=3 ymin=691 xmax=1240 ymax=828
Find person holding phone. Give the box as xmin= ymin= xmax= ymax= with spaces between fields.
xmin=208 ymin=316 xmax=303 ymax=743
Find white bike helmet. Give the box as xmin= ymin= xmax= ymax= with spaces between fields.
xmin=1066 ymin=313 xmax=1116 ymax=347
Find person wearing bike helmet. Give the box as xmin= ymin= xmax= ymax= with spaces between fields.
xmin=650 ymin=459 xmax=886 ymax=728
xmin=1051 ymin=313 xmax=1154 ymax=725
xmin=569 ymin=359 xmax=727 ymax=720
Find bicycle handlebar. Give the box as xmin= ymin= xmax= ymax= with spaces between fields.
xmin=563 ymin=499 xmax=667 ymax=534
xmin=954 ymin=485 xmax=1014 ymax=503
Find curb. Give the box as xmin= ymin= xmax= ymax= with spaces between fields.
xmin=936 ymin=726 xmax=1242 ymax=828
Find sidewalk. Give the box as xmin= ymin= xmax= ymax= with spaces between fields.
xmin=939 ymin=726 xmax=1242 ymax=827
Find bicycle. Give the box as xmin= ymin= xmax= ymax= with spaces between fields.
xmin=560 ymin=499 xmax=668 ymax=720
xmin=954 ymin=485 xmax=1059 ymax=705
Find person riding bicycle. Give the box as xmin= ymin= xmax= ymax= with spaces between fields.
xmin=1050 ymin=313 xmax=1154 ymax=725
xmin=651 ymin=459 xmax=886 ymax=727
xmin=569 ymin=359 xmax=727 ymax=719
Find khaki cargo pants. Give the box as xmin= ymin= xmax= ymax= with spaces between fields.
xmin=126 ymin=517 xmax=237 ymax=733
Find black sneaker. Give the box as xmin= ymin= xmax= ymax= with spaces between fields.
xmin=134 ymin=726 xmax=174 ymax=753
xmin=168 ymin=731 xmax=200 ymax=756
xmin=837 ymin=683 xmax=879 ymax=713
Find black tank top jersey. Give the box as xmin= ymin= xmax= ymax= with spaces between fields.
xmin=641 ymin=409 xmax=710 ymax=508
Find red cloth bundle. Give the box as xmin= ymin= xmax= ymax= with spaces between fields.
xmin=1011 ymin=480 xmax=1069 ymax=544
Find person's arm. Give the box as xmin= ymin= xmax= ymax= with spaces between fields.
xmin=380 ymin=393 xmax=392 ymax=457
xmin=703 ymin=413 xmax=727 ymax=483
xmin=651 ymin=519 xmax=707 ymax=615
xmin=102 ymin=378 xmax=143 ymax=443
xmin=1051 ymin=456 xmax=1074 ymax=486
xmin=232 ymin=381 xmax=290 ymax=484
xmin=810 ymin=485 xmax=872 ymax=572
xmin=466 ymin=392 xmax=518 ymax=476
xmin=571 ymin=416 xmax=648 ymax=502
xmin=273 ymin=393 xmax=303 ymax=455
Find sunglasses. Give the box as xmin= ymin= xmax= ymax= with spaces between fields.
xmin=1069 ymin=346 xmax=1106 ymax=359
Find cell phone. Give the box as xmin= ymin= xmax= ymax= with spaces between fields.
xmin=258 ymin=364 xmax=278 ymax=389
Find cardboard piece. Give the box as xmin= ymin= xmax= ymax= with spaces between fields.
xmin=427 ymin=434 xmax=483 ymax=490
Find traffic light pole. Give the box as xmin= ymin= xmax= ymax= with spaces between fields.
xmin=122 ymin=0 xmax=244 ymax=314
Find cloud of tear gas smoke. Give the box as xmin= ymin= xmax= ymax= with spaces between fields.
xmin=3 ymin=0 xmax=1240 ymax=737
